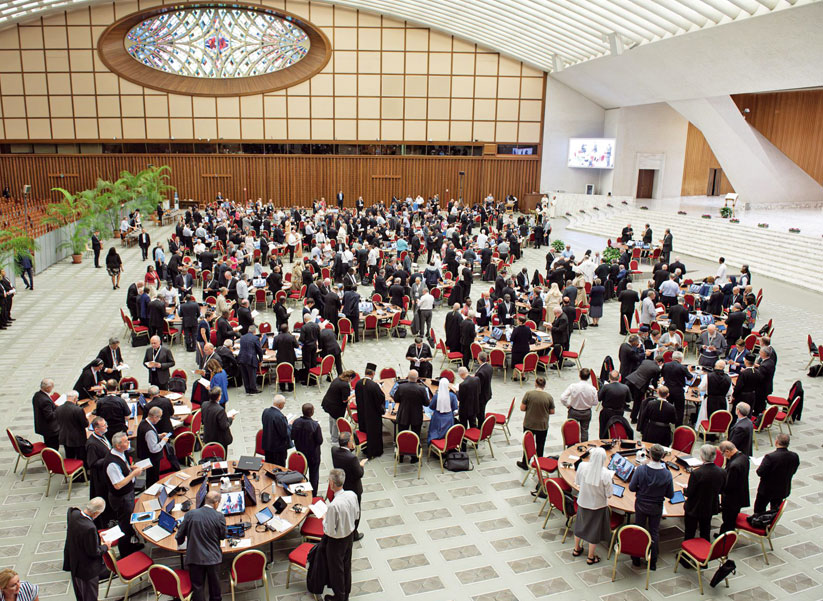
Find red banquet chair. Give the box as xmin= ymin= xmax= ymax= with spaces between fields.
xmin=287 ymin=450 xmax=308 ymax=475
xmin=464 ymin=415 xmax=496 ymax=463
xmin=308 ymin=355 xmax=335 ymax=389
xmin=520 ymin=430 xmax=558 ymax=486
xmin=285 ymin=542 xmax=315 ymax=588
xmin=774 ymin=396 xmax=800 ymax=435
xmin=485 ymin=397 xmax=515 ymax=443
xmin=394 ymin=430 xmax=422 ymax=478
xmin=428 ymin=424 xmax=465 ymax=473
xmin=674 ymin=531 xmax=738 ymax=595
xmin=230 ymin=549 xmax=269 ymax=601
xmin=672 ymin=426 xmax=697 ymax=454
xmin=540 ymin=477 xmax=577 ymax=540
xmin=489 ymin=348 xmax=507 ymax=381
xmin=439 ymin=369 xmax=455 ymax=383
xmin=41 ymin=447 xmax=86 ymax=500
xmin=698 ymin=410 xmax=733 ymax=442
xmin=102 ymin=548 xmax=153 ymax=601
xmin=735 ymin=500 xmax=786 ymax=565
xmin=379 ymin=367 xmax=397 ymax=380
xmin=148 ymin=564 xmax=192 ymax=601
xmin=561 ymin=419 xmax=581 ymax=448
xmin=201 ymin=442 xmax=226 ymax=460
xmin=513 ymin=351 xmax=539 ymax=385
xmin=611 ymin=525 xmax=652 ymax=590
xmin=7 ymin=428 xmax=45 ymax=480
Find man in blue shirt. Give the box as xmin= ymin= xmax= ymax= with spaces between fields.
xmin=628 ymin=444 xmax=674 ymax=570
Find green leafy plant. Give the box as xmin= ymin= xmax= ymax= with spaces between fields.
xmin=602 ymin=246 xmax=620 ymax=263
xmin=41 ymin=187 xmax=95 ymax=255
xmin=551 ymin=239 xmax=565 ymax=252
xmin=0 ymin=226 xmax=38 ymax=275
xmin=720 ymin=206 xmax=733 ymax=218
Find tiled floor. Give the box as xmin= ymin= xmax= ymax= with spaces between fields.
xmin=1 ymin=215 xmax=822 ymax=601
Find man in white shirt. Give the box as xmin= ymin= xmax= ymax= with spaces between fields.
xmin=560 ymin=368 xmax=599 ymax=441
xmin=323 ymin=468 xmax=360 ymax=601
xmin=417 ymin=288 xmax=435 ymax=336
xmin=576 ymin=256 xmax=596 ymax=282
xmin=476 ymin=232 xmax=488 ymax=249
xmin=658 ymin=275 xmax=679 ymax=307
xmin=715 ymin=257 xmax=728 ymax=286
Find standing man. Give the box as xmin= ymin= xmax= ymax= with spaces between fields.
xmin=628 ymin=444 xmax=674 ymax=571
xmin=718 ymin=440 xmax=750 ymax=535
xmin=175 ymin=490 xmax=227 ymax=601
xmin=405 ymin=337 xmax=434 ymax=379
xmin=728 ymin=402 xmax=754 ymax=456
xmin=85 ymin=418 xmax=112 ymax=525
xmin=323 ymin=469 xmax=359 ymax=601
xmin=683 ymin=444 xmax=725 ymax=545
xmin=660 ymin=351 xmax=691 ymax=426
xmin=179 ymin=295 xmax=201 ymax=352
xmin=331 ymin=433 xmax=367 ymax=541
xmin=137 ymin=227 xmax=151 ymax=261
xmin=456 ymin=366 xmax=480 ymax=434
xmin=291 ymin=403 xmax=323 ymax=496
xmin=143 ymin=335 xmax=175 ymax=389
xmin=91 ymin=230 xmax=102 ymax=268
xmin=559 ymin=368 xmax=599 ymax=441
xmin=237 ymin=324 xmax=264 ymax=394
xmin=201 ymin=388 xmax=234 ymax=450
xmin=63 ymin=498 xmax=110 ymax=601
xmin=336 ymin=189 xmax=344 ymax=210
xmin=394 ymin=370 xmax=430 ymax=454
xmin=754 ymin=433 xmax=800 ymax=513
xmin=459 ymin=310 xmax=477 ymax=368
xmin=597 ymin=371 xmax=631 ymax=438
xmin=96 ymin=337 xmax=124 ymax=382
xmin=661 ymin=229 xmax=673 ymax=264
xmin=299 ymin=314 xmax=320 ymax=383
xmin=322 ymin=371 xmax=354 ymax=444
xmin=354 ymin=363 xmax=386 ymax=459
xmin=417 ymin=287 xmax=435 ymax=339
xmin=106 ymin=432 xmax=145 ymax=557
xmin=136 ymin=407 xmax=172 ymax=488
xmin=475 ymin=352 xmax=493 ymax=419
xmin=342 ymin=287 xmax=361 ymax=342
xmin=56 ymin=391 xmax=88 ymax=461
xmin=516 ymin=377 xmax=554 ymax=470
xmin=32 ymin=378 xmax=59 ymax=449
xmin=618 ymin=283 xmax=640 ymax=335
xmin=261 ymin=395 xmax=290 ymax=466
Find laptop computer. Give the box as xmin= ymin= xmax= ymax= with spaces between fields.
xmin=235 ymin=456 xmax=263 ymax=473
xmin=144 ymin=487 xmax=168 ymax=512
xmin=608 ymin=453 xmax=636 ymax=482
xmin=219 ymin=492 xmax=246 ymax=516
xmin=142 ymin=510 xmax=178 ymax=542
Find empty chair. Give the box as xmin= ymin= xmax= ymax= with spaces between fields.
xmin=464 ymin=415 xmax=496 ymax=463
xmin=201 ymin=442 xmax=226 ymax=460
xmin=674 ymin=531 xmax=738 ymax=595
xmin=41 ymin=447 xmax=86 ymax=500
xmin=6 ymin=428 xmax=45 ymax=480
xmin=102 ymin=548 xmax=153 ymax=601
xmin=394 ymin=430 xmax=422 ymax=478
xmin=285 ymin=542 xmax=315 ymax=588
xmin=611 ymin=525 xmax=652 ymax=590
xmin=148 ymin=564 xmax=193 ymax=601
xmin=428 ymin=424 xmax=465 ymax=473
xmin=672 ymin=426 xmax=697 ymax=454
xmin=561 ymin=419 xmax=581 ymax=448
xmin=485 ymin=397 xmax=515 ymax=443
xmin=230 ymin=549 xmax=269 ymax=601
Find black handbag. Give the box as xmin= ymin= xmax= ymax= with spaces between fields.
xmin=443 ymin=450 xmax=472 ymax=472
xmin=710 ymin=559 xmax=736 ymax=588
xmin=274 ymin=470 xmax=306 ymax=487
xmin=15 ymin=435 xmax=34 ymax=455
xmin=747 ymin=511 xmax=778 ymax=529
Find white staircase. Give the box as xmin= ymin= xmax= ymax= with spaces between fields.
xmin=566 ymin=206 xmax=823 ymax=292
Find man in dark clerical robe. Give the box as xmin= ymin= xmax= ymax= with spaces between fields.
xmin=405 ymin=337 xmax=434 ymax=379
xmin=444 ymin=304 xmax=463 ymax=352
xmin=354 ymin=363 xmax=386 ymax=459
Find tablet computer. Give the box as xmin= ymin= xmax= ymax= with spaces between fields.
xmin=612 ymin=483 xmax=625 ymax=498
xmin=255 ymin=506 xmax=273 ymax=525
xmin=670 ymin=490 xmax=686 ymax=504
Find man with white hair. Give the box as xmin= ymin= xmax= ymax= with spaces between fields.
xmin=322 ymin=468 xmax=360 ymax=601
xmin=728 ymin=402 xmax=753 ymax=456
xmin=63 ymin=497 xmax=110 ymax=601
xmin=143 ymin=335 xmax=176 ymax=389
xmin=394 ymin=370 xmax=430 ymax=451
xmin=56 ymin=390 xmax=87 ymax=461
xmin=261 ymin=395 xmax=290 ymax=466
xmin=683 ymin=444 xmax=726 ymax=546
xmin=697 ymin=323 xmax=726 ymax=368
xmin=32 ymin=378 xmax=59 ymax=449
xmin=106 ymin=432 xmax=145 ymax=557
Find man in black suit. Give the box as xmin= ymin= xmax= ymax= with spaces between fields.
xmin=136 ymin=407 xmax=172 ymax=488
xmin=718 ymin=440 xmax=749 ymax=534
xmin=332 ymin=433 xmax=367 ymax=540
xmin=261 ymin=395 xmax=290 ymax=466
xmin=618 ymin=335 xmax=644 ymax=383
xmin=85 ymin=417 xmax=112 ymax=524
xmin=143 ymin=385 xmax=175 ymax=434
xmin=754 ymin=433 xmax=799 ymax=513
xmin=237 ymin=324 xmax=264 ymax=394
xmin=456 ymin=366 xmax=481 ymax=437
xmin=215 ymin=310 xmax=237 ymax=348
xmin=299 ymin=314 xmax=320 ymax=382
xmin=270 ymin=323 xmax=298 ymax=390
xmin=444 ymin=303 xmax=464 ymax=351
xmin=322 ymin=371 xmax=354 ymax=444
xmin=394 ymin=369 xmax=430 ymax=449
xmin=63 ymin=498 xmax=110 ymax=601
xmin=91 ymin=231 xmax=102 ymax=268
xmin=459 ymin=312 xmax=477 ymax=368
xmin=545 ymin=307 xmax=568 ymax=362
xmin=618 ymin=283 xmax=640 ymax=335
xmin=94 ymin=380 xmax=131 ymax=440
xmin=724 ymin=304 xmax=745 ymax=352
xmin=175 ymin=490 xmax=226 ymax=601
xmin=237 ymin=299 xmax=255 ymax=335
xmin=147 ymin=295 xmax=167 ymax=338
xmin=728 ymin=402 xmax=753 ymax=456
xmin=126 ymin=282 xmax=141 ymax=321
xmin=597 ymin=370 xmax=632 ymax=438
xmin=475 ymin=352 xmax=493 ymax=419
xmin=179 ymin=295 xmax=201 ymax=352
xmin=667 ymin=300 xmax=689 ymax=334
xmin=201 ymin=388 xmax=234 ymax=449
xmin=319 ymin=327 xmax=344 ymax=377
xmin=96 ymin=337 xmax=125 ymax=382
xmin=33 ymin=378 xmax=59 ymax=449
xmin=660 ymin=351 xmax=692 ymax=425
xmin=683 ymin=444 xmax=725 ymax=545
xmin=57 ymin=391 xmax=89 ymax=461
xmin=731 ymin=353 xmax=759 ymax=417
xmin=625 ymin=356 xmax=664 ymax=423
xmin=143 ymin=336 xmax=175 ymax=389
xmin=661 ymin=229 xmax=673 ymax=264
xmin=291 ymin=403 xmax=324 ymax=495
xmin=273 ymin=295 xmax=290 ymax=332
xmin=754 ymin=347 xmax=776 ymax=416
xmin=354 ymin=364 xmax=386 ymax=459
xmin=137 ymin=227 xmax=151 ymax=260
xmin=342 ymin=288 xmax=361 ymax=341
xmin=337 ymin=189 xmax=344 ymax=209
xmin=74 ymin=358 xmax=106 ymax=400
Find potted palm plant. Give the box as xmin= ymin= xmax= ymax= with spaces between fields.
xmin=41 ymin=187 xmax=94 ymax=263
xmin=0 ymin=226 xmax=38 ymax=276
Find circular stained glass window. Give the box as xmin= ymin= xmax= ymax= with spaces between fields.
xmin=125 ymin=7 xmax=311 ymax=79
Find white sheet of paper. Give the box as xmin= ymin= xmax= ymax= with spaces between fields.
xmin=119 ymin=364 xmax=130 ymax=370
xmin=227 ymin=409 xmax=239 ymax=418
xmin=134 ymin=458 xmax=152 ymax=469
xmin=173 ymin=405 xmax=190 ymax=415
xmin=144 ymin=482 xmax=164 ymax=496
xmin=175 ymin=471 xmax=191 ymax=479
xmin=198 ymin=378 xmax=211 ymax=389
xmin=567 ymin=454 xmax=580 ymax=461
xmin=684 ymin=457 xmax=702 ymax=467
xmin=309 ymin=501 xmax=328 ymax=519
xmin=751 ymin=456 xmax=764 ymax=466
xmin=101 ymin=526 xmax=124 ymax=543
xmin=251 ymin=310 xmax=260 ymax=318
xmin=171 ymin=419 xmax=184 ymax=429
xmin=234 ymin=539 xmax=252 ymax=549
xmin=166 ymin=392 xmax=183 ymax=401
xmin=281 ymin=495 xmax=292 ymax=503
xmin=54 ymin=394 xmax=67 ymax=407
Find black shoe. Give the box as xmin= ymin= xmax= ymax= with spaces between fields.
xmin=530 ymin=489 xmax=546 ymax=498
xmin=679 ymin=558 xmax=693 ymax=570
xmin=516 ymin=460 xmax=528 ymax=470
xmin=353 ymin=531 xmax=364 ymax=541
xmin=409 ymin=456 xmax=419 ymax=464
xmin=631 ymin=557 xmax=641 ymax=567
xmin=649 ymin=562 xmax=657 ymax=571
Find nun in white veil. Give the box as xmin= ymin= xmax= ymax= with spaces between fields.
xmin=572 ymin=447 xmax=615 ymax=564
xmin=427 ymin=377 xmax=458 ymax=444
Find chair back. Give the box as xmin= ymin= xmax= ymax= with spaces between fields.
xmin=201 ymin=442 xmax=226 ymax=460
xmin=287 ymin=451 xmax=308 ymax=475
xmin=255 ymin=289 xmax=266 ymax=303
xmin=708 ymin=410 xmax=733 ymax=434
xmin=629 ymin=260 xmax=639 ymax=271
xmin=205 ymin=296 xmax=217 ymax=306
xmin=617 ymin=525 xmax=652 ymax=558
xmin=522 ymin=352 xmax=539 ymax=372
xmin=396 ymin=430 xmax=420 ymax=455
xmin=172 ymin=369 xmax=187 ymax=381
xmin=489 ymin=348 xmax=506 ymax=368
xmin=320 ymin=355 xmax=335 ymax=376
xmin=190 ymin=409 xmax=202 ymax=436
xmin=338 ymin=317 xmax=352 ymax=336
xmin=561 ymin=419 xmax=581 ymax=448
xmin=478 ymin=414 xmax=496 ymax=441
xmin=255 ymin=430 xmax=264 ymax=456
xmin=522 ymin=431 xmax=536 ymax=464
xmin=504 ymin=397 xmax=515 ymax=422
xmin=173 ymin=431 xmax=195 ymax=462
xmin=764 ymin=500 xmax=787 ymax=535
xmin=707 ymin=532 xmax=738 ymax=562
xmin=259 ymin=322 xmax=272 ymax=334
xmin=744 ymin=334 xmax=758 ymax=351
xmin=714 ymin=447 xmax=725 ymax=468
xmin=380 ymin=367 xmax=397 ymax=380
xmin=470 ymin=342 xmax=483 ymax=360
xmin=662 ymin=351 xmax=673 ymax=363
xmin=149 ymin=565 xmax=186 ymax=599
xmin=443 ymin=424 xmax=466 ymax=452
xmin=336 ymin=417 xmax=353 ymax=437
xmin=785 ymin=396 xmax=801 ymax=420
xmin=757 ymin=405 xmax=779 ymax=431
xmin=608 ymin=422 xmax=629 ymax=440
xmin=525 ymin=320 xmax=537 ymax=330
xmin=275 ymin=363 xmax=295 ymax=384
xmin=672 ymin=426 xmax=697 ymax=454
xmin=439 ymin=369 xmax=455 ymax=383
xmin=120 ymin=376 xmax=138 ymax=390
xmin=6 ymin=429 xmax=24 ymax=456
xmin=547 ymin=478 xmax=574 ymax=517
xmin=365 ymin=314 xmax=378 ymax=329
xmin=232 ymin=549 xmax=267 ymax=585
xmin=41 ymin=447 xmax=66 ymax=475
xmin=631 ymin=247 xmax=641 ymax=259
xmin=371 ymin=294 xmax=382 ymax=303
xmin=103 ymin=549 xmax=118 ymax=575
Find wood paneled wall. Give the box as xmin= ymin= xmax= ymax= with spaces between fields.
xmin=681 ymin=89 xmax=823 ymax=196
xmin=0 ymin=154 xmax=541 ymax=207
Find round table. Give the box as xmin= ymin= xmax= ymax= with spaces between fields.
xmin=133 ymin=460 xmax=309 ymax=555
xmin=474 ymin=328 xmax=553 ymax=355
xmin=557 ymin=439 xmax=692 ymax=516
xmin=82 ymin=390 xmax=192 ymax=439
xmin=377 ymin=377 xmax=451 ymax=422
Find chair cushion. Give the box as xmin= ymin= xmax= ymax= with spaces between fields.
xmin=117 ymin=551 xmax=153 ymax=580
xmin=174 ymin=569 xmax=193 ymax=596
xmin=430 ymin=438 xmax=446 ymax=451
xmin=699 ymin=420 xmax=709 ymax=431
xmin=64 ymin=458 xmax=84 ymax=474
xmin=167 ymin=328 xmax=179 ymax=335
xmin=133 ymin=325 xmax=149 ymax=333
xmin=464 ymin=427 xmax=481 ymax=442
xmin=775 ymin=411 xmax=787 ymax=421
xmin=355 ymin=431 xmax=367 ymax=443
xmin=300 ymin=516 xmax=324 ymax=539
xmin=681 ymin=537 xmax=712 ymax=563
xmin=534 ymin=457 xmax=558 ymax=473
xmin=735 ymin=512 xmax=767 ymax=535
xmin=487 ymin=412 xmax=505 ymax=424
xmin=609 ymin=512 xmax=624 ymax=530
xmin=514 ymin=363 xmax=524 ymax=371
xmin=766 ymin=396 xmax=788 ymax=406
xmin=447 ymin=352 xmax=463 ymax=359
xmin=308 ymin=366 xmax=322 ymax=375
xmin=25 ymin=441 xmax=46 ymax=457
xmin=561 ymin=351 xmax=578 ymax=359
xmin=288 ymin=542 xmax=315 ymax=567
xmin=538 ymin=356 xmax=551 ymax=364
xmin=399 ymin=320 xmax=413 ymax=326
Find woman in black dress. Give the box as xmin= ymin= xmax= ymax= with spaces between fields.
xmin=588 ymin=278 xmax=605 ymax=327
xmin=105 ymin=247 xmax=123 ymax=290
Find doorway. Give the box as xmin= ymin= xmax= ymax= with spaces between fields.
xmin=636 ymin=169 xmax=656 ymax=199
xmin=707 ymin=168 xmax=724 ymax=196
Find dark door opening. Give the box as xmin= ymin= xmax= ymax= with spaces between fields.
xmin=707 ymin=168 xmax=724 ymax=196
xmin=636 ymin=169 xmax=655 ymax=199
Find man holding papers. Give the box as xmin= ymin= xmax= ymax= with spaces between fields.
xmin=176 ymin=490 xmax=226 ymax=601
xmin=136 ymin=407 xmax=172 ymax=487
xmin=63 ymin=498 xmax=111 ymax=601
xmin=322 ymin=469 xmax=360 ymax=601
xmin=143 ymin=336 xmax=176 ymax=389
xmin=106 ymin=432 xmax=146 ymax=557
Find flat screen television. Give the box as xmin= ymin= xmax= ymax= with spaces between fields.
xmin=568 ymin=138 xmax=615 ymax=169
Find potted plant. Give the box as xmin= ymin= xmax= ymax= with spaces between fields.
xmin=41 ymin=187 xmax=93 ymax=263
xmin=0 ymin=226 xmax=38 ymax=276
xmin=602 ymin=246 xmax=620 ymax=263
xmin=789 ymin=227 xmax=800 ymax=233
xmin=551 ymin=239 xmax=565 ymax=253
xmin=720 ymin=206 xmax=733 ymax=218
xmin=701 ymin=214 xmax=712 ymax=219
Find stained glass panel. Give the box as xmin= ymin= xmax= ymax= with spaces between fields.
xmin=125 ymin=7 xmax=311 ymax=79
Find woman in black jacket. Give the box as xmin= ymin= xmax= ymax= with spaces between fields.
xmin=105 ymin=247 xmax=124 ymax=290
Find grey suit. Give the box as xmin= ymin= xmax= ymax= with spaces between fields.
xmin=175 ymin=505 xmax=226 ymax=601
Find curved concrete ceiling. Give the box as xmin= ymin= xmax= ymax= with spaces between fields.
xmin=0 ymin=0 xmax=816 ymax=71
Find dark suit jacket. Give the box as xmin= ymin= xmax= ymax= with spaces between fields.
xmin=618 ymin=343 xmax=643 ymax=379
xmin=180 ymin=300 xmax=201 ymax=329
xmin=722 ymin=451 xmax=750 ymax=508
xmin=684 ymin=462 xmax=725 ymax=518
xmin=56 ymin=402 xmax=89 ymax=447
xmin=299 ymin=321 xmax=320 ymax=348
xmin=549 ymin=315 xmax=569 ymax=347
xmin=756 ymin=447 xmax=799 ymax=500
xmin=33 ymin=390 xmax=59 ymax=437
xmin=475 ymin=363 xmax=493 ymax=405
xmin=511 ymin=325 xmax=535 ymax=355
xmin=201 ymin=400 xmax=233 ymax=448
xmin=625 ymin=359 xmax=661 ymax=391
xmin=271 ymin=332 xmax=299 ymax=365
xmin=261 ymin=406 xmax=290 ymax=455
xmin=331 ymin=446 xmax=364 ymax=498
xmin=322 ymin=378 xmax=351 ymax=419
xmin=143 ymin=346 xmax=175 ymax=389
xmin=237 ymin=332 xmax=264 ymax=367
xmin=148 ymin=298 xmax=167 ymax=330
xmin=729 ymin=418 xmax=754 ymax=456
xmin=63 ymin=508 xmax=107 ymax=579
xmin=216 ymin=317 xmax=237 ymax=347
xmin=73 ymin=367 xmax=102 ymax=400
xmin=143 ymin=396 xmax=174 ymax=434
xmin=96 ymin=345 xmax=123 ymax=381
xmin=459 ymin=318 xmax=476 ymax=347
xmin=291 ymin=416 xmax=323 ymax=465
xmin=175 ymin=505 xmax=226 ymax=567
xmin=667 ymin=303 xmax=689 ymax=333
xmin=458 ymin=375 xmax=481 ymax=419
xmin=724 ymin=310 xmax=745 ymax=345
xmin=394 ymin=381 xmax=430 ymax=426
xmin=237 ymin=306 xmax=254 ymax=335
xmin=86 ymin=434 xmax=111 ymax=498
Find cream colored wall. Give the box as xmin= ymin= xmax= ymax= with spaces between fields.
xmin=0 ymin=0 xmax=544 ymax=143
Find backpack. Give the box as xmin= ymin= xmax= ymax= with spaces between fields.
xmin=747 ymin=511 xmax=778 ymax=530
xmin=167 ymin=377 xmax=187 ymax=393
xmin=443 ymin=450 xmax=472 ymax=472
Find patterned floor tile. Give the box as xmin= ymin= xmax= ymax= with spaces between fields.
xmin=387 ymin=554 xmax=430 ymax=571
xmin=526 ymin=577 xmax=573 ymax=597
xmin=399 ymin=576 xmax=445 ymax=596
xmin=456 ymin=565 xmax=498 ymax=584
